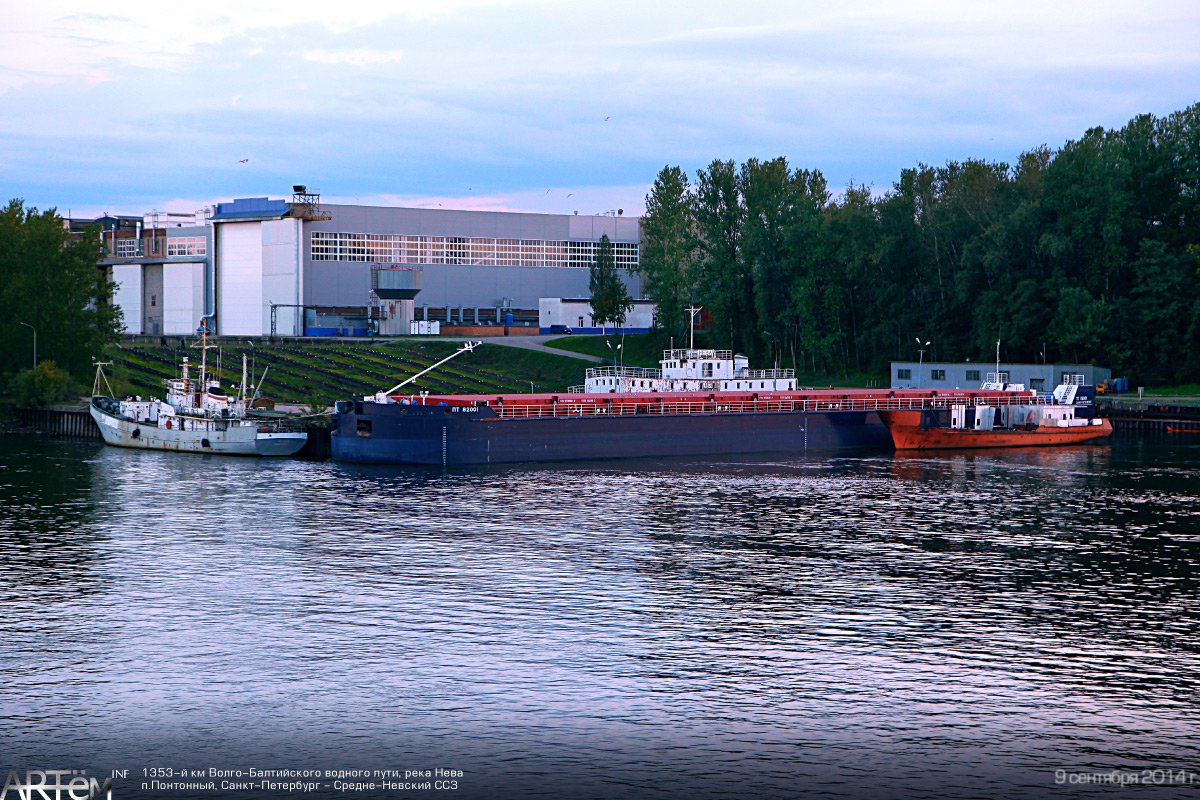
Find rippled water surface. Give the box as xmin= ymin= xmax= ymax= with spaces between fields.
xmin=2 ymin=436 xmax=1199 ymax=799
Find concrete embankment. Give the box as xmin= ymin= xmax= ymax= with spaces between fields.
xmin=11 ymin=405 xmax=101 ymax=440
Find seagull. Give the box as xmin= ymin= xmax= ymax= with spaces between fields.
xmin=604 ymin=116 xmax=610 ymax=121
xmin=545 ymin=189 xmax=552 ymax=194
xmin=238 ymin=159 xmax=248 ymax=163
xmin=567 ymin=193 xmax=574 ymax=198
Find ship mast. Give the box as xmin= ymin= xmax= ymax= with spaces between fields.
xmin=687 ymin=305 xmax=701 ymax=351
xmin=995 ymin=338 xmax=1001 ymax=386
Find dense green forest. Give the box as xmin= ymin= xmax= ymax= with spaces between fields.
xmin=0 ymin=200 xmax=121 ymax=403
xmin=639 ymin=104 xmax=1200 ymax=384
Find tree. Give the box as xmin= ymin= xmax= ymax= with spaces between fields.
xmin=588 ymin=234 xmax=633 ymax=333
xmin=693 ymin=159 xmax=752 ymax=353
xmin=639 ymin=166 xmax=696 ymax=343
xmin=15 ymin=361 xmax=74 ymax=407
xmin=0 ymin=199 xmax=121 ymax=386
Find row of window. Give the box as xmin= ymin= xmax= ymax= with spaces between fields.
xmin=311 ymin=232 xmax=639 ymax=268
xmin=167 ymin=237 xmax=207 ymax=256
xmin=896 ymin=369 xmax=1079 ymax=385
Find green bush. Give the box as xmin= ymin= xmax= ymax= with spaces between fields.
xmin=15 ymin=361 xmax=75 ymax=407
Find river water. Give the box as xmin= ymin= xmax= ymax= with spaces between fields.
xmin=1 ymin=435 xmax=1198 ymax=799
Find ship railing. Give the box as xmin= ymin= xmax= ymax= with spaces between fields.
xmin=663 ymin=349 xmax=733 ymax=361
xmin=567 ymin=385 xmax=585 ymax=393
xmin=492 ymin=393 xmax=1047 ymax=419
xmin=736 ymin=369 xmax=795 ymax=379
xmin=584 ymin=366 xmax=663 ymax=380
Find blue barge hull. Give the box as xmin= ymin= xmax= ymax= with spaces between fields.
xmin=331 ymin=401 xmax=892 ymax=465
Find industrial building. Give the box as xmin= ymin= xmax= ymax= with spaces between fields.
xmin=95 ymin=189 xmax=643 ymax=337
xmin=538 ymin=298 xmax=656 ymax=334
xmin=891 ymin=361 xmax=1111 ymax=391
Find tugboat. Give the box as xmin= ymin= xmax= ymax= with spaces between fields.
xmin=877 ymin=373 xmax=1112 ymax=450
xmin=89 ymin=336 xmax=307 ymax=457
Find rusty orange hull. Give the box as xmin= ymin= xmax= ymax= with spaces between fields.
xmin=877 ymin=410 xmax=1113 ymax=450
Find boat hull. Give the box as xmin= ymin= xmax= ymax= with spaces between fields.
xmin=878 ymin=409 xmax=1113 ymax=450
xmin=90 ymin=402 xmax=307 ymax=457
xmin=331 ymin=401 xmax=892 ymax=465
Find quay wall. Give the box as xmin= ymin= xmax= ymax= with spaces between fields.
xmin=1099 ymin=400 xmax=1200 ymax=434
xmin=14 ymin=405 xmax=101 ymax=440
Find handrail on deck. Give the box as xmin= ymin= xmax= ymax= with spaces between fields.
xmin=492 ymin=394 xmax=1045 ymax=420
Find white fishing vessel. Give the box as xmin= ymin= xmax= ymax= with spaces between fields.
xmin=90 ymin=337 xmax=307 ymax=457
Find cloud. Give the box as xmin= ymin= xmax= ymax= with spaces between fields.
xmin=303 ymin=48 xmax=405 ymax=67
xmin=1 ymin=0 xmax=1197 ymax=216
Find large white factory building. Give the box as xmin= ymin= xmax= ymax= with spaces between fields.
xmin=96 ymin=191 xmax=643 ymax=337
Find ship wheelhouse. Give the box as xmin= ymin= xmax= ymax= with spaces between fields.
xmin=580 ymin=348 xmax=796 ymax=394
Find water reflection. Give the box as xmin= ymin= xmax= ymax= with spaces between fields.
xmin=1 ymin=437 xmax=1198 ymax=799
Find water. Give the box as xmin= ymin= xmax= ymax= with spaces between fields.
xmin=2 ymin=436 xmax=1198 ymax=799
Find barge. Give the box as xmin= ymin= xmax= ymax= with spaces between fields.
xmin=331 ymin=346 xmax=1045 ymax=465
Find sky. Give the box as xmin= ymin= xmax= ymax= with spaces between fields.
xmin=2 ymin=0 xmax=1197 ymax=219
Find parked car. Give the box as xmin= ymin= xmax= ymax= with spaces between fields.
xmin=548 ymin=325 xmax=573 ymax=335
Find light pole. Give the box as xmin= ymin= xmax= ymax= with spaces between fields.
xmin=915 ymin=337 xmax=930 ymax=387
xmin=606 ymin=340 xmax=623 ymax=387
xmin=19 ymin=322 xmax=36 ymax=369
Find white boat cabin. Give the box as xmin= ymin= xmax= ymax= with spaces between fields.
xmin=581 ymin=348 xmax=796 ymax=394
xmin=117 ymin=356 xmax=248 ymax=424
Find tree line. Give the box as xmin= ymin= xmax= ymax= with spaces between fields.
xmin=0 ymin=199 xmax=122 ymax=402
xmin=638 ymin=104 xmax=1200 ymax=384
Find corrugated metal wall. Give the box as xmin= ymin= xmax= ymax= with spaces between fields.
xmin=112 ymin=264 xmax=143 ymax=335
xmin=217 ymin=222 xmax=264 ymax=335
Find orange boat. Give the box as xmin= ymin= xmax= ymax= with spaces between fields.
xmin=878 ymin=372 xmax=1112 ymax=450
xmin=878 ymin=408 xmax=1112 ymax=450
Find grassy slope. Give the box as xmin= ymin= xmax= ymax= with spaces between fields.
xmin=103 ymin=339 xmax=593 ymax=403
xmin=543 ymin=333 xmax=667 ymax=368
xmin=381 ymin=339 xmax=590 ymax=393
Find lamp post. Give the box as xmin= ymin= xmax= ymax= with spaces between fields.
xmin=19 ymin=322 xmax=36 ymax=369
xmin=915 ymin=337 xmax=930 ymax=387
xmin=606 ymin=340 xmax=624 ymax=388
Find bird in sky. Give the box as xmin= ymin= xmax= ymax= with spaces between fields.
xmin=545 ymin=189 xmax=552 ymax=194
xmin=567 ymin=193 xmax=574 ymax=198
xmin=604 ymin=117 xmax=610 ymax=121
xmin=238 ymin=159 xmax=248 ymax=163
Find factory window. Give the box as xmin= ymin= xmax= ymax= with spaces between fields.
xmin=150 ymin=294 xmax=157 ymax=307
xmin=897 ymin=369 xmax=911 ymax=380
xmin=930 ymin=369 xmax=946 ymax=381
xmin=115 ymin=239 xmax=140 ymax=257
xmin=167 ymin=236 xmax=206 ymax=256
xmin=311 ymin=231 xmax=638 ymax=269
xmin=965 ymin=370 xmax=980 ymax=382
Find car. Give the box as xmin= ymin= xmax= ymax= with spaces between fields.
xmin=548 ymin=325 xmax=573 ymax=335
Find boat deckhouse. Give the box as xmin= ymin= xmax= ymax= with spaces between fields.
xmin=581 ymin=349 xmax=797 ymax=394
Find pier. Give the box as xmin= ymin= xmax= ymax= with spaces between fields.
xmin=1099 ymin=399 xmax=1200 ymax=434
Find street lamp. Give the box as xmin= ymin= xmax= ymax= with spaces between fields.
xmin=915 ymin=337 xmax=930 ymax=387
xmin=606 ymin=340 xmax=624 ymax=387
xmin=19 ymin=322 xmax=36 ymax=369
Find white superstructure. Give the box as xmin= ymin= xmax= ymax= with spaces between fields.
xmin=89 ymin=350 xmax=307 ymax=457
xmin=580 ymin=349 xmax=797 ymax=394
